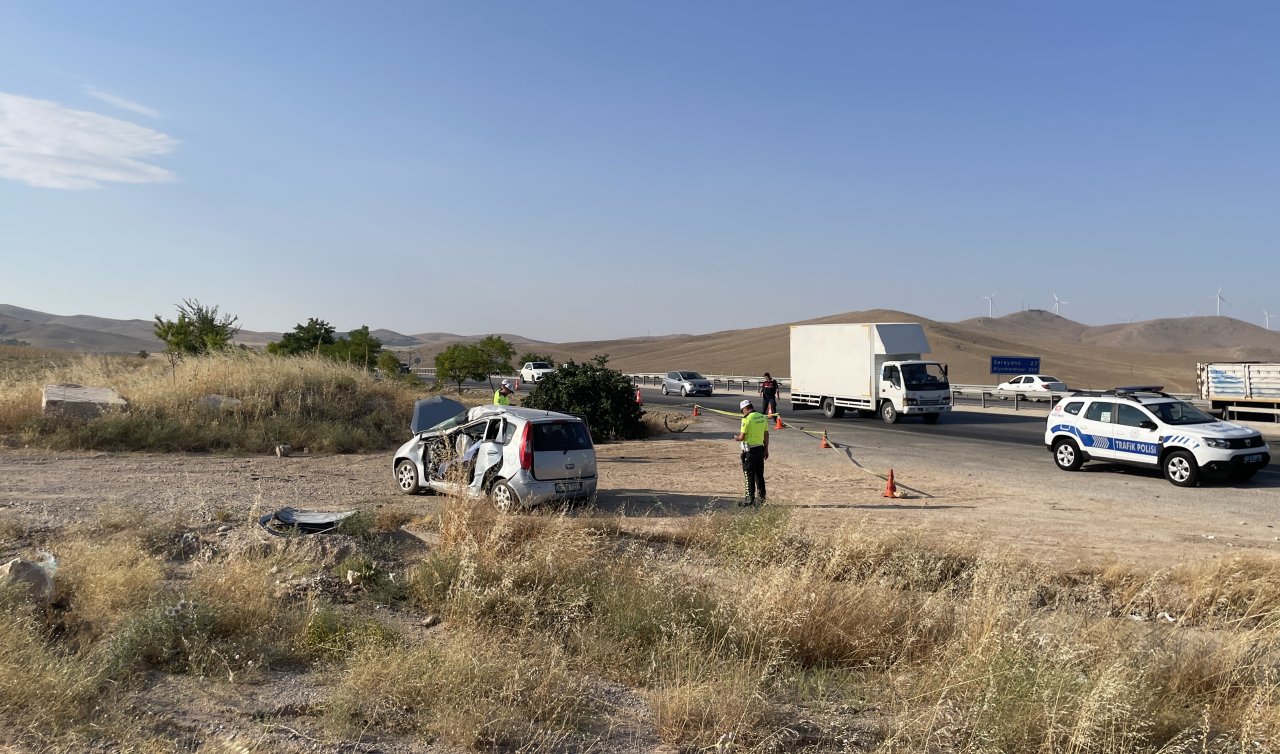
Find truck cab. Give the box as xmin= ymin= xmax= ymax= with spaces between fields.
xmin=878 ymin=360 xmax=951 ymax=423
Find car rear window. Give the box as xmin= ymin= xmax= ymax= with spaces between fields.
xmin=531 ymin=421 xmax=593 ymax=451
xmin=1062 ymin=401 xmax=1084 ymax=415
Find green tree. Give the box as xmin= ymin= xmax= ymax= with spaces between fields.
xmin=434 ymin=343 xmax=490 ymax=392
xmin=268 ymin=318 xmax=336 ymax=356
xmin=377 ymin=350 xmax=408 ymax=378
xmin=323 ymin=326 xmax=383 ymax=370
xmin=520 ymin=355 xmax=644 ymax=441
xmin=476 ymin=335 xmax=516 ymax=388
xmin=517 ymin=352 xmax=557 ymax=368
xmin=153 ymin=299 xmax=240 ymax=368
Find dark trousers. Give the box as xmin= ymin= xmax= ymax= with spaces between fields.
xmin=741 ymin=445 xmax=766 ymax=503
xmin=761 ymin=394 xmax=777 ymax=416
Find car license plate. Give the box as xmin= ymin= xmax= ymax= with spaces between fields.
xmin=555 ymin=481 xmax=582 ymax=493
xmin=1243 ymin=454 xmax=1262 ymax=464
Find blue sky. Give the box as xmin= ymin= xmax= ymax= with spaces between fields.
xmin=2 ymin=1 xmax=1278 ymax=340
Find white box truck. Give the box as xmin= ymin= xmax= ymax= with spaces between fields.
xmin=1197 ymin=362 xmax=1280 ymax=421
xmin=790 ymin=323 xmax=951 ymax=424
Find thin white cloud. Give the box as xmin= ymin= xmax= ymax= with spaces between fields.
xmin=0 ymin=92 xmax=177 ymax=190
xmin=84 ymin=86 xmax=160 ymax=118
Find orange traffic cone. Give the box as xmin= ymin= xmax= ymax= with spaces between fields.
xmin=514 ymin=378 xmax=521 ymax=391
xmin=882 ymin=469 xmax=900 ymax=498
xmin=692 ymin=405 xmax=700 ymax=416
xmin=819 ymin=431 xmax=831 ymax=449
xmin=774 ymin=414 xmax=784 ymax=430
xmin=635 ymin=388 xmax=643 ymax=405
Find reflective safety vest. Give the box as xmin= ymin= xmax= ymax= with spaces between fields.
xmin=494 ymin=391 xmax=511 ymax=405
xmin=740 ymin=411 xmax=768 ymax=446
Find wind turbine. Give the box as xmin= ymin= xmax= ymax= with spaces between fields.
xmin=980 ymin=292 xmax=997 ymax=317
xmin=1211 ymin=286 xmax=1227 ymax=316
xmin=1266 ymin=310 xmax=1272 ymax=330
xmin=1052 ymin=293 xmax=1069 ymax=316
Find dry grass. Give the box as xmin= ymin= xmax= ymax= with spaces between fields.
xmin=4 ymin=491 xmax=1280 ymax=751
xmin=0 ymin=349 xmax=422 ymax=452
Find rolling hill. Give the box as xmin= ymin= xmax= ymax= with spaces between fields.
xmin=6 ymin=303 xmax=1279 ymax=392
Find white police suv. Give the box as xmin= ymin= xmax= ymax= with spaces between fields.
xmin=1046 ymin=386 xmax=1270 ymax=486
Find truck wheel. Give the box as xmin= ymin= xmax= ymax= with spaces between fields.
xmin=1163 ymin=450 xmax=1199 ymax=487
xmin=1052 ymin=438 xmax=1083 ymax=471
xmin=921 ymin=412 xmax=940 ymax=424
xmin=880 ymin=401 xmax=899 ymax=424
xmin=821 ymin=397 xmax=844 ymax=419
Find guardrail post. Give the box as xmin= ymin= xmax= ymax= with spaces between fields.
xmin=982 ymin=391 xmax=989 ymax=409
xmin=1014 ymin=393 xmax=1020 ymax=411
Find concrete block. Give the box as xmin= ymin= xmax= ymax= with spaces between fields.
xmin=41 ymin=384 xmax=127 ymax=420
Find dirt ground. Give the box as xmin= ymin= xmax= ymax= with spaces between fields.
xmin=2 ymin=413 xmax=1277 ymax=570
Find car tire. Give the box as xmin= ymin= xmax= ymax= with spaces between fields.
xmin=395 ymin=459 xmax=421 ymax=494
xmin=491 ymin=481 xmax=520 ymax=513
xmin=1228 ymin=467 xmax=1259 ymax=482
xmin=1052 ymin=438 xmax=1083 ymax=471
xmin=680 ymin=386 xmax=688 ymax=397
xmin=921 ymin=412 xmax=940 ymax=424
xmin=1163 ymin=450 xmax=1199 ymax=487
xmin=661 ymin=385 xmax=669 ymax=396
xmin=880 ymin=401 xmax=899 ymax=424
xmin=821 ymin=397 xmax=844 ymax=419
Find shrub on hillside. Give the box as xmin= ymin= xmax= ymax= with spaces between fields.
xmin=519 ymin=355 xmax=644 ymax=441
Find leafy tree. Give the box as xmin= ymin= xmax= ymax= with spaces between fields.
xmin=517 ymin=352 xmax=557 ymax=368
xmin=153 ymin=299 xmax=240 ymax=368
xmin=324 ymin=325 xmax=383 ymax=370
xmin=434 ymin=343 xmax=490 ymax=392
xmin=377 ymin=350 xmax=408 ymax=377
xmin=520 ymin=355 xmax=644 ymax=441
xmin=476 ymin=335 xmax=516 ymax=388
xmin=268 ymin=318 xmax=336 ymax=356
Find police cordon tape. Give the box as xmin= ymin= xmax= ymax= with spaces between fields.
xmin=684 ymin=403 xmax=929 ymax=500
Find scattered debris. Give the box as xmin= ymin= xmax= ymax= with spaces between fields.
xmin=0 ymin=553 xmax=57 ymax=604
xmin=41 ymin=384 xmax=127 ymax=420
xmin=258 ymin=507 xmax=356 ymax=537
xmin=420 ymin=614 xmax=441 ymax=628
xmin=197 ymin=394 xmax=243 ymax=411
xmin=274 ymin=444 xmax=293 ymax=457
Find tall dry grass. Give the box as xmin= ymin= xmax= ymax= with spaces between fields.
xmin=0 ymin=349 xmax=422 ymax=452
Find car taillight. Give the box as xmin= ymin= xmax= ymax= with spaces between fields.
xmin=1039 ymin=384 xmax=1049 ymax=390
xmin=519 ymin=423 xmax=532 ymax=470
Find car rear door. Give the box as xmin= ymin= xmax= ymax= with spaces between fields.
xmin=1076 ymin=400 xmax=1117 ymax=460
xmin=468 ymin=418 xmax=508 ymax=494
xmin=530 ymin=420 xmax=596 ymax=489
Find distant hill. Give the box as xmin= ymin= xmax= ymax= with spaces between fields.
xmin=6 ymin=303 xmax=1280 ymax=391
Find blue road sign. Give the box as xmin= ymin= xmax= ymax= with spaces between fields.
xmin=991 ymin=356 xmax=1041 ymax=375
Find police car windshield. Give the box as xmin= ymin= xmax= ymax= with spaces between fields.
xmin=901 ymin=363 xmax=948 ymax=390
xmin=1147 ymin=400 xmax=1215 ymax=425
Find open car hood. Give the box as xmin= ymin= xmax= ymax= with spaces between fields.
xmin=410 ymin=397 xmax=466 ymax=434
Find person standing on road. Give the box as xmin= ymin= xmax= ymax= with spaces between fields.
xmin=759 ymin=372 xmax=779 ymax=418
xmin=494 ymin=379 xmax=515 ymax=405
xmin=734 ymin=399 xmax=769 ymax=507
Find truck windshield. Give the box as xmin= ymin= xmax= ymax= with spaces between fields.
xmin=901 ymin=363 xmax=948 ymax=390
xmin=1146 ymin=401 xmax=1215 ymax=425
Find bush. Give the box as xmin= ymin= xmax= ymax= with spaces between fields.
xmin=519 ymin=355 xmax=644 ymax=441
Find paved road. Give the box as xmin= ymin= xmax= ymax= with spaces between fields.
xmin=638 ymin=387 xmax=1280 ymax=485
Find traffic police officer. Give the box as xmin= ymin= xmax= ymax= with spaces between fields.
xmin=494 ymin=379 xmax=515 ymax=405
xmin=734 ymin=398 xmax=769 ymax=506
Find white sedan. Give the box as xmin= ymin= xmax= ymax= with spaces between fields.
xmin=519 ymin=362 xmax=556 ymax=383
xmin=997 ymin=374 xmax=1068 ymax=400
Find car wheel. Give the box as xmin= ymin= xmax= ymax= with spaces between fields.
xmin=395 ymin=459 xmax=421 ymax=494
xmin=1229 ymin=467 xmax=1259 ymax=482
xmin=921 ymin=412 xmax=940 ymax=424
xmin=821 ymin=397 xmax=844 ymax=419
xmin=680 ymin=386 xmax=688 ymax=397
xmin=880 ymin=401 xmax=899 ymax=424
xmin=661 ymin=385 xmax=669 ymax=395
xmin=1163 ymin=450 xmax=1199 ymax=487
xmin=1052 ymin=438 xmax=1083 ymax=471
xmin=491 ymin=481 xmax=520 ymax=513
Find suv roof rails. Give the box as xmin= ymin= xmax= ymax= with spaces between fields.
xmin=1068 ymin=386 xmax=1173 ymax=401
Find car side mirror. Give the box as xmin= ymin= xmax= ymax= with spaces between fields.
xmin=1139 ymin=420 xmax=1157 ymax=430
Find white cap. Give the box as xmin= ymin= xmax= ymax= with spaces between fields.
xmin=501 ymin=379 xmax=512 ymax=390
xmin=739 ymin=399 xmax=752 ymax=410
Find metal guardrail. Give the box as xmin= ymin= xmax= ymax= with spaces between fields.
xmin=630 ymin=373 xmax=791 ymax=393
